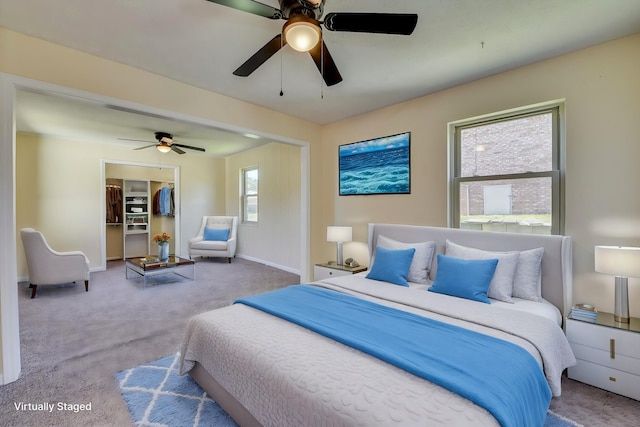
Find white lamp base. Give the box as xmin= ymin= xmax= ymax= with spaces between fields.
xmin=614 ymin=276 xmax=630 ymax=323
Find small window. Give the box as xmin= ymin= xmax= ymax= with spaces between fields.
xmin=449 ymin=103 xmax=564 ymax=234
xmin=241 ymin=167 xmax=258 ymax=223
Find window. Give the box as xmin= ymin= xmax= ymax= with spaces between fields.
xmin=449 ymin=103 xmax=564 ymax=234
xmin=241 ymin=167 xmax=258 ymax=223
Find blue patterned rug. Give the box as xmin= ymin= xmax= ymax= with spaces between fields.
xmin=116 ymin=353 xmax=237 ymax=427
xmin=117 ymin=353 xmax=581 ymax=427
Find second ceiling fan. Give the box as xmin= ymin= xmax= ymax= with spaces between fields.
xmin=121 ymin=132 xmax=206 ymax=154
xmin=207 ymin=0 xmax=418 ymax=86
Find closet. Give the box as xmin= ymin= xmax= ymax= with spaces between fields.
xmin=105 ymin=164 xmax=176 ymax=260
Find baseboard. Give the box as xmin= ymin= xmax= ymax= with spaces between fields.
xmin=236 ymin=254 xmax=300 ymax=276
xmin=18 ymin=265 xmax=105 ymax=284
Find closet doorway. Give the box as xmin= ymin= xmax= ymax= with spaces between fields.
xmin=103 ymin=161 xmax=179 ymax=263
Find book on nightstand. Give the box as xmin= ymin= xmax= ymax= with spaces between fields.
xmin=570 ymin=303 xmax=597 ymax=322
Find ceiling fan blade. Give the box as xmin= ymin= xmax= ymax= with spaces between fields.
xmin=309 ymin=40 xmax=343 ymax=86
xmin=171 ymin=145 xmax=186 ymax=155
xmin=323 ymin=12 xmax=418 ymax=35
xmin=172 ymin=143 xmax=206 ymax=153
xmin=233 ymin=34 xmax=285 ymax=77
xmin=205 ymin=0 xmax=282 ymax=19
xmin=134 ymin=144 xmax=157 ymax=150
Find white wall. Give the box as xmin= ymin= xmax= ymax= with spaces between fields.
xmin=321 ymin=33 xmax=640 ymax=317
xmin=225 ymin=143 xmax=301 ymax=273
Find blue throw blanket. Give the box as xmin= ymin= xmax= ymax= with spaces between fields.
xmin=235 ymin=285 xmax=551 ymax=427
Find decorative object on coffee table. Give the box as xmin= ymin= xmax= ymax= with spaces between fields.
xmin=153 ymin=232 xmax=171 ymax=261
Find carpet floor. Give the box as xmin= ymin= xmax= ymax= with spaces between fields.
xmin=1 ymin=257 xmax=638 ymax=426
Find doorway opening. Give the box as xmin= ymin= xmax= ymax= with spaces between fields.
xmin=103 ymin=161 xmax=180 ymax=265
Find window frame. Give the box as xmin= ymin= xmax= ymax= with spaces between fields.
xmin=241 ymin=166 xmax=258 ymax=224
xmin=448 ymin=101 xmax=565 ymax=235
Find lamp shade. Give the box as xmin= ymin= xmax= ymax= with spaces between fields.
xmin=595 ymin=246 xmax=640 ymax=277
xmin=327 ymin=226 xmax=352 ymax=243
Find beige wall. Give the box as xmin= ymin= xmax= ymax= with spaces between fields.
xmin=322 ymin=33 xmax=640 ymax=317
xmin=15 ymin=132 xmax=225 ymax=277
xmin=225 ymin=143 xmax=301 ymax=272
xmin=3 ymin=25 xmax=640 ymax=382
xmin=0 ymin=27 xmax=319 ymax=384
xmin=0 ymin=25 xmax=323 ymax=269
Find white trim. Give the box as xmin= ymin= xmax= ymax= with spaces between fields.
xmin=448 ymin=98 xmax=565 ymax=127
xmin=0 ymin=73 xmax=21 ymax=384
xmin=446 ymin=99 xmax=566 ymax=233
xmin=236 ymin=254 xmax=301 ymax=276
xmin=240 ymin=165 xmax=259 ymax=225
xmin=299 ymin=145 xmax=310 ymax=283
xmin=0 ymin=72 xmax=312 ymax=385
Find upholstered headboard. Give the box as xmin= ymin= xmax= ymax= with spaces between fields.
xmin=368 ymin=224 xmax=573 ymax=318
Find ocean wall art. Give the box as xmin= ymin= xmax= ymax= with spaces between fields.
xmin=339 ymin=132 xmax=411 ymax=195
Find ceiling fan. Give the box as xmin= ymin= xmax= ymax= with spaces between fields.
xmin=120 ymin=132 xmax=206 ymax=154
xmin=206 ymin=0 xmax=418 ymax=86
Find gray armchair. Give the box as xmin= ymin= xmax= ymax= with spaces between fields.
xmin=20 ymin=228 xmax=90 ymax=298
xmin=188 ymin=216 xmax=238 ymax=263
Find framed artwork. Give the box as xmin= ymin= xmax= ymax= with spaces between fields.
xmin=339 ymin=132 xmax=411 ymax=195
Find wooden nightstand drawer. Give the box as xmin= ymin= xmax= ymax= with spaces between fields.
xmin=568 ymin=359 xmax=640 ymax=400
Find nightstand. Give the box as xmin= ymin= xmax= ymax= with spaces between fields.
xmin=313 ymin=263 xmax=367 ymax=281
xmin=566 ymin=312 xmax=640 ymax=400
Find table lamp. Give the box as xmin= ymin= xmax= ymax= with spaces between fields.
xmin=327 ymin=226 xmax=352 ymax=266
xmin=594 ymin=245 xmax=640 ymax=323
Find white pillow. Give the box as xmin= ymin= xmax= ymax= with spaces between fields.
xmin=376 ymin=235 xmax=435 ymax=284
xmin=445 ymin=240 xmax=519 ymax=303
xmin=512 ymin=247 xmax=544 ymax=302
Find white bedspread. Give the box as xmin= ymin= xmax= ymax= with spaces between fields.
xmin=317 ymin=275 xmax=575 ymax=396
xmin=180 ymin=278 xmax=575 ymax=426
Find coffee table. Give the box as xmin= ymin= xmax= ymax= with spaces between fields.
xmin=125 ymin=256 xmax=195 ymax=289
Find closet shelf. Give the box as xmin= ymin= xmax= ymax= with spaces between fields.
xmin=126 ymin=229 xmax=149 ymax=235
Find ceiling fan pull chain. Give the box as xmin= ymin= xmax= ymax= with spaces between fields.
xmin=320 ymin=32 xmax=324 ymax=99
xmin=280 ymin=35 xmax=284 ymax=97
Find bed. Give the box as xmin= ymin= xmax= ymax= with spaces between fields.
xmin=180 ymin=223 xmax=576 ymax=426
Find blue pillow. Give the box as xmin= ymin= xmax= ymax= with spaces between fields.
xmin=203 ymin=227 xmax=230 ymax=241
xmin=366 ymin=246 xmax=416 ymax=286
xmin=428 ymin=254 xmax=498 ymax=304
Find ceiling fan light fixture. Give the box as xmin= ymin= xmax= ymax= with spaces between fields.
xmin=156 ymin=142 xmax=172 ymax=153
xmin=283 ymin=16 xmax=321 ymax=52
